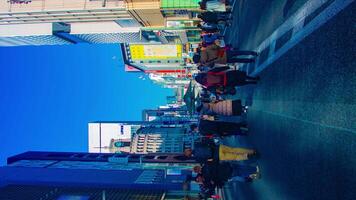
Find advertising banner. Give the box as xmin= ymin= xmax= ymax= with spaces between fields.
xmin=129 ymin=44 xmax=182 ymax=61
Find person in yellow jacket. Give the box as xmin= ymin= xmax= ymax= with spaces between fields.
xmin=184 ymin=141 xmax=258 ymax=164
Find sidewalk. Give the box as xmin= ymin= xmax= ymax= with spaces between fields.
xmin=221 ymin=1 xmax=356 ymax=200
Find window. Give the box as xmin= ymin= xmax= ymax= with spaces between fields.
xmin=143 ymin=155 xmax=155 ymax=159
xmin=161 ymin=0 xmax=200 ymax=9
xmin=157 ymin=156 xmax=168 ymax=160
xmin=115 ymin=19 xmax=141 ymax=27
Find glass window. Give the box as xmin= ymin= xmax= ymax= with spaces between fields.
xmin=161 ymin=0 xmax=200 ymax=9
xmin=115 ymin=19 xmax=141 ymax=27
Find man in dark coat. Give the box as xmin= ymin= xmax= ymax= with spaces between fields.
xmin=185 ymin=140 xmax=219 ymax=164
xmin=197 ymin=23 xmax=219 ymax=33
xmin=198 ymin=12 xmax=231 ymax=24
xmin=200 ymin=162 xmax=232 ymax=188
xmin=198 ymin=118 xmax=248 ymax=137
xmin=194 ymin=162 xmax=260 ymax=187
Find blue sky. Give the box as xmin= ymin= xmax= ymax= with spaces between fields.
xmin=0 ymin=43 xmax=173 ymax=165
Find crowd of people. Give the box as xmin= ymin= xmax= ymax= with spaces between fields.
xmin=180 ymin=0 xmax=262 ymax=199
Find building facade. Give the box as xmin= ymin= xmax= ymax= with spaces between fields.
xmin=130 ymin=125 xmax=195 ymax=154
xmin=142 ymin=107 xmax=194 ymax=122
xmin=0 ymin=0 xmax=202 ymax=46
xmin=0 ymin=0 xmax=201 ymax=88
xmin=0 ymin=0 xmax=145 ymax=45
xmin=88 ymin=121 xmax=143 ymax=153
xmin=88 ymin=121 xmax=195 ymax=154
xmin=1 ymin=151 xmax=200 ymax=199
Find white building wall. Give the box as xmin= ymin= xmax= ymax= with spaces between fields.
xmin=88 ymin=122 xmax=134 ymax=153
xmin=0 ymin=35 xmax=72 ymax=46
xmin=69 ymin=22 xmax=140 ymax=34
xmin=0 ymin=0 xmax=130 ymax=25
xmin=0 ymin=24 xmax=52 ymax=37
xmin=88 ymin=123 xmax=101 ymax=153
xmin=0 ymin=0 xmax=126 ymax=13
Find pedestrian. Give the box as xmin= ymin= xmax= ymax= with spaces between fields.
xmin=198 ymin=118 xmax=248 ymax=137
xmin=201 ymin=114 xmax=248 ymax=125
xmin=183 ymin=141 xmax=257 ymax=164
xmin=194 ymin=67 xmax=260 ymax=90
xmin=199 ymin=0 xmax=207 ymax=10
xmin=190 ymin=123 xmax=199 ymax=133
xmin=205 ymin=0 xmax=227 ymax=12
xmin=198 ymin=13 xmax=231 ymax=29
xmin=193 ymin=163 xmax=228 ymax=188
xmin=201 ymin=33 xmax=221 ymax=46
xmin=197 ymin=41 xmax=258 ymax=66
xmin=203 ymin=84 xmax=237 ymax=95
xmin=197 ymin=64 xmax=212 ymax=72
xmin=193 ymin=53 xmax=203 ymax=65
xmin=227 ymin=165 xmax=261 ymax=182
xmin=198 ymin=11 xmax=231 ymax=24
xmin=197 ymin=22 xmax=220 ymax=33
xmin=196 ymin=175 xmax=216 ymax=199
xmin=193 ymin=162 xmax=260 ymax=185
xmin=197 ymin=99 xmax=245 ymax=116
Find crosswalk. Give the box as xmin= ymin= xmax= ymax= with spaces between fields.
xmin=248 ymin=0 xmax=354 ymax=76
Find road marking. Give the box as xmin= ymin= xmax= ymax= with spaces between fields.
xmin=223 ymin=0 xmax=238 ymax=36
xmin=253 ymin=109 xmax=356 ymax=134
xmin=249 ymin=0 xmax=354 ymax=76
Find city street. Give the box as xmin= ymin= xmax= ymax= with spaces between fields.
xmin=0 ymin=0 xmax=355 ymax=199
xmin=223 ymin=0 xmax=356 ymax=199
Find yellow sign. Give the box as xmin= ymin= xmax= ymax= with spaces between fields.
xmin=129 ymin=44 xmax=182 ymax=60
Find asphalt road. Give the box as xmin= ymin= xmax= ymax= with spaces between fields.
xmin=222 ymin=0 xmax=356 ymax=200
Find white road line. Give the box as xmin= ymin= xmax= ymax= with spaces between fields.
xmin=223 ymin=0 xmax=238 ymax=36
xmin=223 ymin=26 xmax=227 ymax=36
xmin=249 ymin=0 xmax=354 ymax=76
xmin=253 ymin=109 xmax=356 ymax=134
xmin=257 ymin=0 xmax=328 ymax=53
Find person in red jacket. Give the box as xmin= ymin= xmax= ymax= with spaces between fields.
xmin=194 ymin=67 xmax=260 ymax=90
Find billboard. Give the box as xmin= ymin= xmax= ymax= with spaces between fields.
xmin=121 ymin=43 xmax=185 ymax=73
xmin=129 ymin=44 xmax=182 ymax=61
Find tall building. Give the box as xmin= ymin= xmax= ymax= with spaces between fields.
xmin=130 ymin=125 xmax=195 ymax=154
xmin=0 ymin=0 xmax=202 ymax=46
xmin=89 ymin=121 xmax=194 ymax=154
xmin=88 ymin=121 xmax=143 ymax=153
xmin=0 ymin=151 xmax=200 ymax=199
xmin=0 ymin=0 xmax=145 ymax=45
xmin=0 ymin=0 xmax=201 ymax=86
xmin=142 ymin=106 xmax=195 ymax=123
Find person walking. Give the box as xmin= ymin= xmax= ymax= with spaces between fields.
xmin=197 ymin=22 xmax=220 ymax=33
xmin=198 ymin=11 xmax=232 ymax=24
xmin=197 ymin=99 xmax=245 ymax=116
xmin=193 ymin=163 xmax=230 ymax=188
xmin=201 ymin=33 xmax=222 ymax=46
xmin=196 ymin=41 xmax=258 ymax=66
xmin=184 ymin=141 xmax=257 ymax=164
xmin=198 ymin=118 xmax=248 ymax=137
xmin=194 ymin=67 xmax=260 ymax=90
xmin=193 ymin=162 xmax=260 ymax=185
xmin=227 ymin=165 xmax=261 ymax=182
xmin=198 ymin=12 xmax=232 ymax=29
xmin=205 ymin=0 xmax=227 ymax=12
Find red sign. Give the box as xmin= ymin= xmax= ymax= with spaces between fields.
xmin=125 ymin=65 xmax=141 ymax=72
